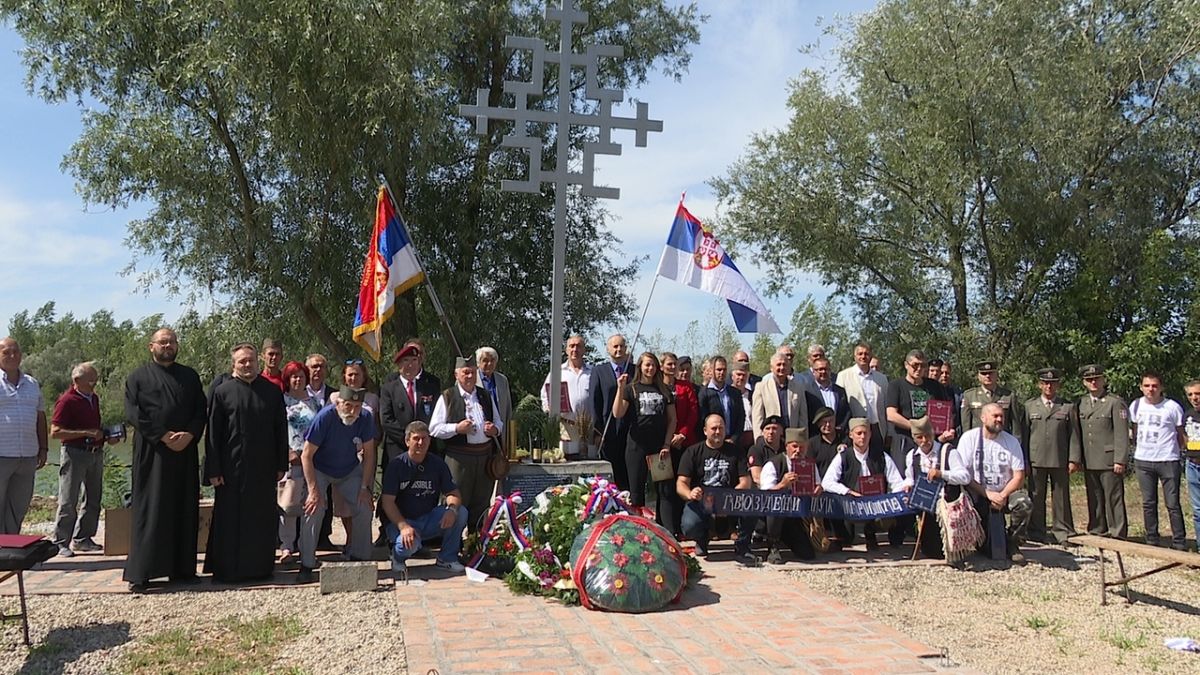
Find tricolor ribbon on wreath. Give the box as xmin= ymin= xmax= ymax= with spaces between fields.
xmin=467 ymin=492 xmax=532 ymax=569
xmin=581 ymin=477 xmax=631 ymax=521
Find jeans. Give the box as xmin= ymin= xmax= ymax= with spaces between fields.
xmin=386 ymin=506 xmax=468 ymax=563
xmin=681 ymin=500 xmax=753 ymax=553
xmin=53 ymin=447 xmax=104 ymax=546
xmin=1134 ymin=459 xmax=1185 ymax=546
xmin=1185 ymin=460 xmax=1200 ymax=543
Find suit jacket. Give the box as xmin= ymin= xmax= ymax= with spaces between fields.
xmin=751 ymin=376 xmax=810 ymax=435
xmin=804 ymin=382 xmax=851 ymax=435
xmin=698 ymin=385 xmax=746 ymax=442
xmin=835 ymin=366 xmax=889 ymax=435
xmin=589 ymin=360 xmax=631 ymax=449
xmin=379 ymin=371 xmax=442 ymax=462
xmin=1075 ymin=392 xmax=1130 ymax=470
xmin=1021 ymin=396 xmax=1081 ymax=468
xmin=479 ymin=371 xmax=514 ymax=445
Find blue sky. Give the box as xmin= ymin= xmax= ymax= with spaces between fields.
xmin=0 ymin=0 xmax=876 ymax=350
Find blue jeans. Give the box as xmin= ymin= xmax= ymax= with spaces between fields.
xmin=1186 ymin=461 xmax=1200 ymax=541
xmin=386 ymin=506 xmax=468 ymax=564
xmin=1134 ymin=459 xmax=1185 ymax=546
xmin=681 ymin=500 xmax=753 ymax=553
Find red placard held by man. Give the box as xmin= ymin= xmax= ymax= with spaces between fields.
xmin=927 ymin=399 xmax=953 ymax=435
xmin=791 ymin=456 xmax=818 ymax=496
xmin=857 ymin=474 xmax=885 ymax=497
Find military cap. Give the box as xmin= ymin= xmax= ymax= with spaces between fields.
xmin=928 ymin=358 xmax=944 ymax=368
xmin=677 ymin=355 xmax=692 ymax=367
xmin=848 ymin=417 xmax=869 ymax=430
xmin=1037 ymin=367 xmax=1061 ymax=382
xmin=454 ymin=355 xmax=476 ymax=369
xmin=784 ymin=428 xmax=806 ymax=445
xmin=1079 ymin=364 xmax=1105 ymax=378
xmin=975 ymin=360 xmax=998 ymax=373
xmin=338 ymin=386 xmax=366 ymax=403
xmin=761 ymin=414 xmax=784 ymax=430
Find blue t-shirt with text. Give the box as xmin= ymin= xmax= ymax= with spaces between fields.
xmin=382 ymin=452 xmax=458 ymax=518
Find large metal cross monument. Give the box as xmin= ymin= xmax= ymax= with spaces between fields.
xmin=460 ymin=0 xmax=663 ymax=429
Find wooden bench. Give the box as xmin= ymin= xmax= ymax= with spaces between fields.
xmin=1068 ymin=534 xmax=1200 ymax=605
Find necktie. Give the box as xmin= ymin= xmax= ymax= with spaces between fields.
xmin=406 ymin=379 xmax=415 ymax=408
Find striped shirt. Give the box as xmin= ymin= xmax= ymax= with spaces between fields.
xmin=0 ymin=371 xmax=44 ymax=458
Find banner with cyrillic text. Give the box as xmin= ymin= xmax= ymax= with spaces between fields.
xmin=703 ymin=488 xmax=916 ymax=521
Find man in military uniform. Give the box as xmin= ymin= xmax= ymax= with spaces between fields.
xmin=1021 ymin=368 xmax=1081 ymax=544
xmin=961 ymin=360 xmax=1022 ymax=436
xmin=1075 ymin=364 xmax=1130 ymax=539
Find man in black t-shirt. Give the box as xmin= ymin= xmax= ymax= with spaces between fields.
xmin=886 ymin=349 xmax=953 ymax=465
xmin=746 ymin=415 xmax=784 ymax=486
xmin=380 ymin=421 xmax=468 ymax=576
xmin=676 ymin=414 xmax=757 ymax=564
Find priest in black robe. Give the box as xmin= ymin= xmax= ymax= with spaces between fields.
xmin=203 ymin=342 xmax=288 ymax=583
xmin=123 ymin=328 xmax=207 ymax=592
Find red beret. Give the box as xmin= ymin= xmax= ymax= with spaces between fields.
xmin=392 ymin=344 xmax=419 ymax=363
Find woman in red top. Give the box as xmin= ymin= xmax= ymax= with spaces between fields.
xmin=660 ymin=353 xmax=699 ymax=537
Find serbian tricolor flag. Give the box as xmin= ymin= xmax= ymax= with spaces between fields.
xmin=655 ymin=200 xmax=781 ymax=333
xmin=352 ymin=186 xmax=425 ymax=360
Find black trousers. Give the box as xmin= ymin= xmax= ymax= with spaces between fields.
xmin=766 ymin=517 xmax=815 ymax=559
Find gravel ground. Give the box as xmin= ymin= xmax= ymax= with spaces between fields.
xmin=787 ymin=545 xmax=1200 ymax=674
xmin=1 ymin=588 xmax=404 ymax=674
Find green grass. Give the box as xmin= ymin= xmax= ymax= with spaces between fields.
xmin=121 ymin=615 xmax=306 ymax=674
xmin=1065 ymin=469 xmax=1195 ymax=543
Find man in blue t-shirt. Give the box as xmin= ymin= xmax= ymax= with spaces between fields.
xmin=297 ymin=386 xmax=378 ymax=583
xmin=381 ymin=420 xmax=467 ymax=574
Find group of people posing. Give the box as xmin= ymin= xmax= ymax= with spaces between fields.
xmin=562 ymin=335 xmax=1199 ymax=566
xmin=2 ymin=329 xmax=1197 ymax=591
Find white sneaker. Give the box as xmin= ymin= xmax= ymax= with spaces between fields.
xmin=57 ymin=546 xmax=74 ymax=558
xmin=435 ymin=560 xmax=465 ymax=574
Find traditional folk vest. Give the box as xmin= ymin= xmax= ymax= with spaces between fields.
xmin=441 ymin=386 xmax=495 ymax=449
xmin=837 ymin=447 xmax=887 ymax=490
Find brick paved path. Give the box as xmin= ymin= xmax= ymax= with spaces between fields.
xmin=396 ymin=555 xmax=948 ymax=675
xmin=3 ymin=527 xmax=965 ymax=673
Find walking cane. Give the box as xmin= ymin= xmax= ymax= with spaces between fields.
xmin=911 ymin=512 xmax=926 ymax=561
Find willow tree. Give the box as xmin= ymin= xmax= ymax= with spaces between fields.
xmin=3 ymin=0 xmax=702 ymax=394
xmin=713 ymin=0 xmax=1200 ymax=386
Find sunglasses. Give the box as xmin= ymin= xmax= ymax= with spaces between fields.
xmin=345 ymin=359 xmax=364 ymax=365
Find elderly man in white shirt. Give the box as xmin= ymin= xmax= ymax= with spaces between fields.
xmin=820 ymin=418 xmax=905 ymax=550
xmin=945 ymin=402 xmax=1031 ymax=564
xmin=541 ymin=335 xmax=593 ymax=459
xmin=430 ymin=356 xmax=504 ymax=533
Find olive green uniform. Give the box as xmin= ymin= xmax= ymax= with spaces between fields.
xmin=1075 ymin=392 xmax=1130 ymax=538
xmin=960 ymin=386 xmax=1023 ymax=436
xmin=1022 ymin=396 xmax=1081 ymax=543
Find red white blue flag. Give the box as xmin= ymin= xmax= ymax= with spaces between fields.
xmin=655 ymin=200 xmax=781 ymax=333
xmin=352 ymin=186 xmax=425 ymax=360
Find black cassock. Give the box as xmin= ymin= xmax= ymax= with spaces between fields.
xmin=123 ymin=361 xmax=207 ymax=584
xmin=203 ymin=376 xmax=288 ymax=582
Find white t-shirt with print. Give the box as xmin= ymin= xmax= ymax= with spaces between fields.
xmin=1130 ymin=397 xmax=1184 ymax=462
xmin=953 ymin=428 xmax=1026 ymax=492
